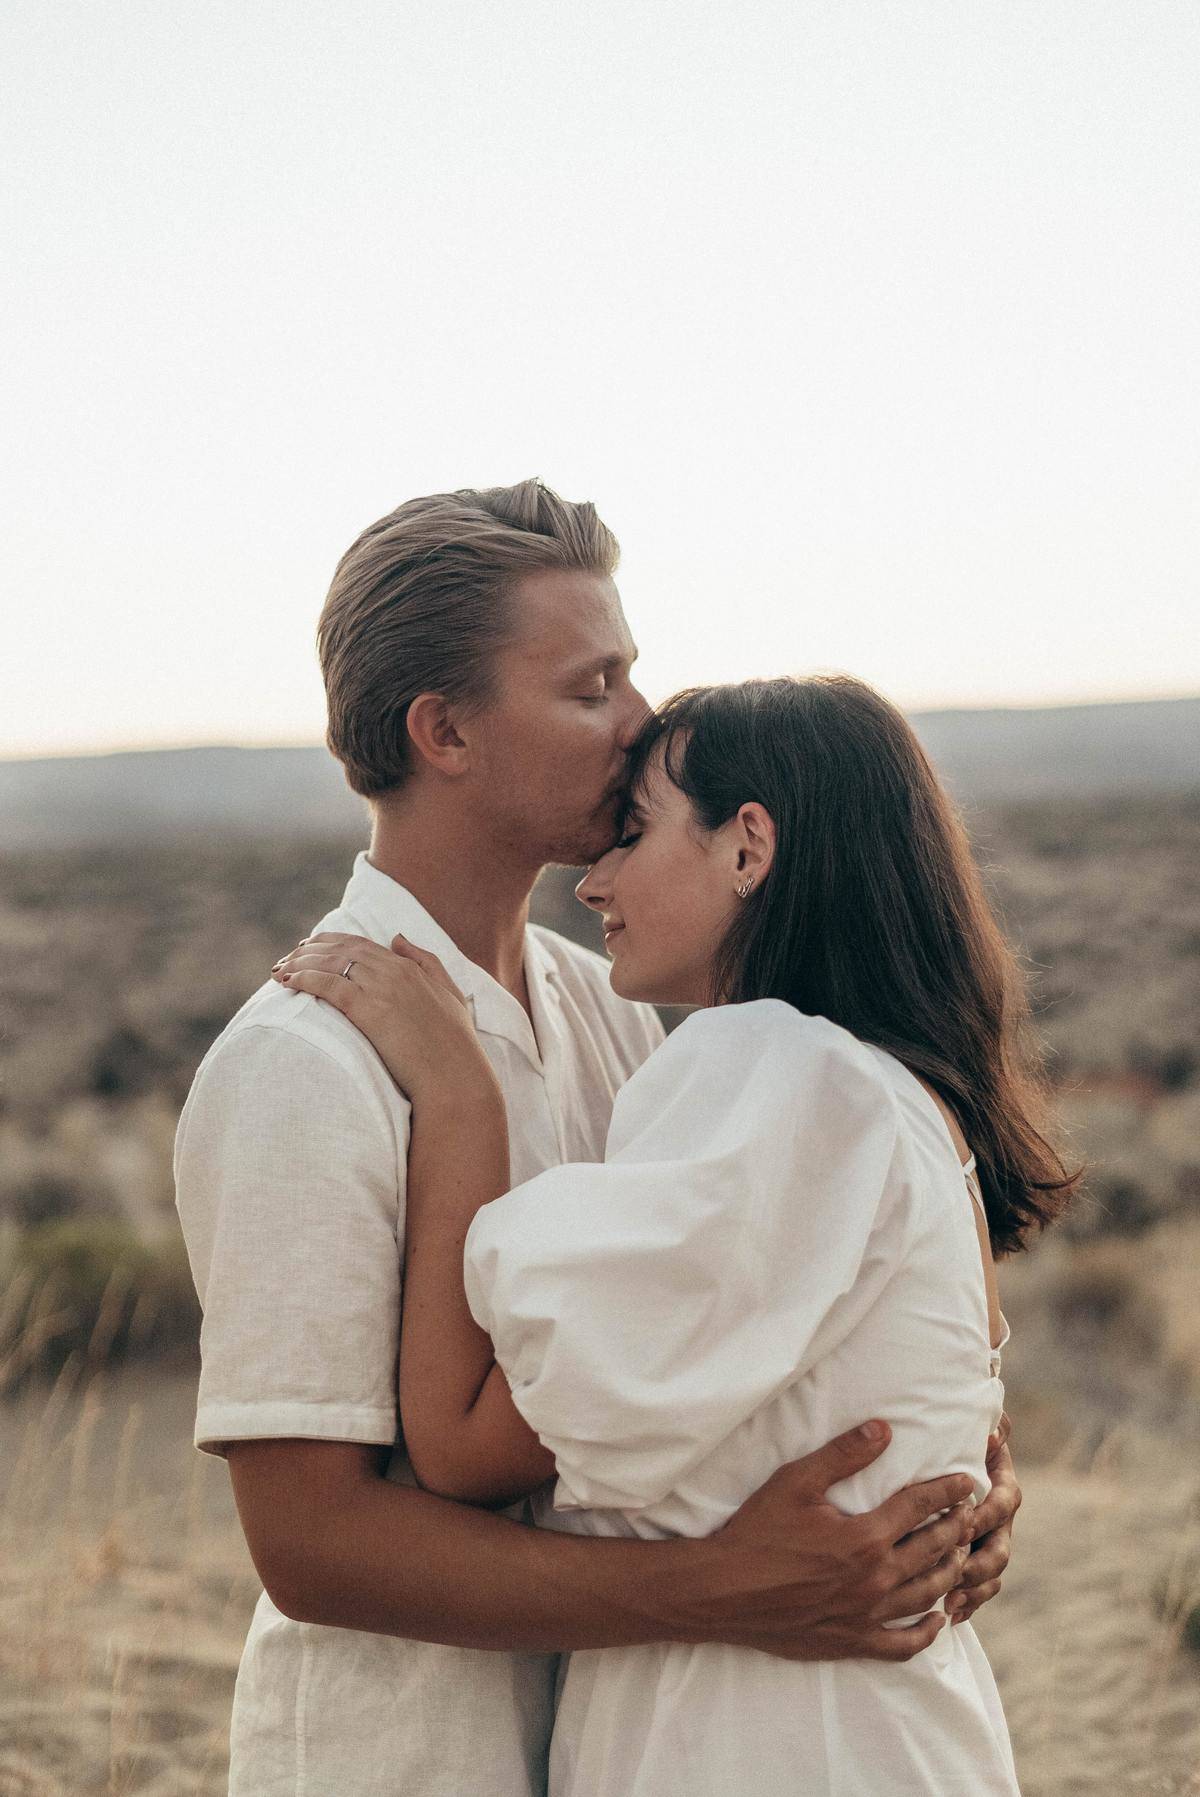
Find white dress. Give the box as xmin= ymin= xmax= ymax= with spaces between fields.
xmin=464 ymin=1000 xmax=1021 ymax=1797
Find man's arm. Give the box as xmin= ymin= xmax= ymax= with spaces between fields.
xmin=227 ymin=1423 xmax=977 ymax=1663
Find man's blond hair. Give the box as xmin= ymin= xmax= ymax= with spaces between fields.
xmin=318 ymin=479 xmax=620 ymax=797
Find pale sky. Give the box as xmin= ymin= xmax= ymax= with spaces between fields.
xmin=3 ymin=0 xmax=1198 ymax=758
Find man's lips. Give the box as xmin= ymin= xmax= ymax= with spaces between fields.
xmin=602 ymin=923 xmax=625 ymax=949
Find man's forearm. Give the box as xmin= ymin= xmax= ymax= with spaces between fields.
xmin=246 ymin=1449 xmax=701 ymax=1651
xmin=229 ymin=1427 xmax=981 ymax=1664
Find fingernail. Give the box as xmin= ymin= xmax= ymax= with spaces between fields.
xmin=945 ymin=1592 xmax=964 ymax=1612
xmin=271 ymin=961 xmax=284 ymax=972
xmin=858 ymin=1421 xmax=888 ymax=1442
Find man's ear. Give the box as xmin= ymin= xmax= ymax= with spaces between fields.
xmin=406 ymin=693 xmax=472 ymax=777
xmin=734 ymin=802 xmax=776 ymax=883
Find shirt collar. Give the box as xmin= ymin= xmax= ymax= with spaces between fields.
xmin=338 ymin=852 xmax=553 ymax=1067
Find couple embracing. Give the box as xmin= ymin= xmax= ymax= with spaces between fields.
xmin=176 ymin=480 xmax=1072 ymax=1795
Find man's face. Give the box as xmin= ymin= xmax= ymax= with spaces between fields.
xmin=468 ymin=568 xmax=649 ymax=867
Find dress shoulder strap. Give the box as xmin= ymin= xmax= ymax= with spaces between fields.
xmin=962 ymin=1156 xmax=987 ymax=1218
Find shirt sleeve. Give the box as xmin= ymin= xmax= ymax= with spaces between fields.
xmin=175 ymin=1023 xmax=408 ymax=1455
xmin=463 ymin=1001 xmax=906 ymax=1512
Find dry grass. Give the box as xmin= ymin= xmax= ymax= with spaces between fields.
xmin=0 ymin=1361 xmax=256 ymax=1796
xmin=2 ymin=1363 xmax=1199 ymax=1796
xmin=976 ymin=1449 xmax=1200 ymax=1796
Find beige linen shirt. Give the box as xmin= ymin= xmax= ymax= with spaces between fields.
xmin=174 ymin=852 xmax=664 ymax=1797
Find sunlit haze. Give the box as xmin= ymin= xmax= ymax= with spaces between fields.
xmin=4 ymin=1 xmax=1198 ymax=758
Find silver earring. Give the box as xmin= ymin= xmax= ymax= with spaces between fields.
xmin=735 ymin=878 xmax=754 ymax=899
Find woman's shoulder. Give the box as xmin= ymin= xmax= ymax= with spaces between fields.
xmin=645 ymin=1000 xmax=897 ymax=1124
xmin=674 ymin=998 xmax=888 ymax=1072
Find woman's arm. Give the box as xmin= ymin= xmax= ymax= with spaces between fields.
xmin=273 ymin=929 xmax=556 ymax=1504
xmin=399 ymin=1081 xmax=556 ymax=1503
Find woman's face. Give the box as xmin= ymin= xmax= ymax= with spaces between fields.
xmin=575 ymin=748 xmax=771 ymax=1006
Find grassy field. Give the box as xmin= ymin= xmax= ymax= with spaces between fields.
xmin=2 ymin=796 xmax=1199 ymax=1791
xmin=1 ymin=1363 xmax=1198 ymax=1796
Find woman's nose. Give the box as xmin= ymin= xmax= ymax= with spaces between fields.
xmin=576 ymin=852 xmax=617 ymax=912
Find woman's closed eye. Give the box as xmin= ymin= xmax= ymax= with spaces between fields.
xmin=614 ymin=830 xmax=642 ymax=850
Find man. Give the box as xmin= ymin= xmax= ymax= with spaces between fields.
xmin=175 ymin=479 xmax=1017 ymax=1796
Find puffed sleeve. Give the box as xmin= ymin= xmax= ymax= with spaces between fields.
xmin=463 ymin=1000 xmax=908 ymax=1512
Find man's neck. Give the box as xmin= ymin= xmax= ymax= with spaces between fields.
xmin=366 ymin=792 xmax=540 ymax=1006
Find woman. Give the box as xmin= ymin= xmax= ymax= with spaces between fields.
xmin=273 ymin=675 xmax=1074 ymax=1795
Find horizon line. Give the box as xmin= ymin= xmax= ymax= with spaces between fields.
xmin=4 ymin=686 xmax=1199 ymax=765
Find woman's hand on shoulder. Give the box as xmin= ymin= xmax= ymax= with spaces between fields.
xmin=271 ymin=931 xmax=495 ymax=1106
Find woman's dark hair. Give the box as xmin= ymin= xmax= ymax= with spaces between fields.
xmin=624 ymin=675 xmax=1077 ymax=1255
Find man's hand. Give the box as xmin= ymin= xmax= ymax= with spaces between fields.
xmin=681 ymin=1422 xmax=976 ymax=1663
xmin=945 ymin=1415 xmax=1019 ymax=1625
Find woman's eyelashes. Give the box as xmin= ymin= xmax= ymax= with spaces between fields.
xmin=614 ymin=812 xmax=645 ymax=850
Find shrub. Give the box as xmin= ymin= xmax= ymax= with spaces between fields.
xmin=4 ymin=1171 xmax=93 ymax=1229
xmin=0 ymin=1217 xmax=200 ymax=1385
xmin=88 ymin=1025 xmax=162 ymax=1099
xmin=1152 ymin=1556 xmax=1200 ymax=1657
xmin=1047 ymin=1246 xmax=1162 ymax=1360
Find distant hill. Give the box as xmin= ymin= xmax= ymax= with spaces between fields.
xmin=1 ymin=697 xmax=1197 ymax=848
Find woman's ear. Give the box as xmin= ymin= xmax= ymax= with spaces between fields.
xmin=406 ymin=692 xmax=471 ymax=777
xmin=734 ymin=802 xmax=776 ymax=885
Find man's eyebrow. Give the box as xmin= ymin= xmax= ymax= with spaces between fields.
xmin=564 ymin=647 xmax=640 ymax=681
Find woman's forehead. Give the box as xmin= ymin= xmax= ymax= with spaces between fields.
xmin=628 ymin=741 xmax=686 ymax=815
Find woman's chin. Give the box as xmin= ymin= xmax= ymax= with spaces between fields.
xmin=608 ymin=954 xmax=669 ymax=1006
xmin=607 ymin=956 xmax=647 ymax=1002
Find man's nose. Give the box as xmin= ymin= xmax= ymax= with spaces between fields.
xmin=617 ymin=683 xmax=653 ymax=751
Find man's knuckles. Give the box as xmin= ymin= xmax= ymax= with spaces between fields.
xmin=851 ymin=1514 xmax=895 ymax=1565
xmin=858 ymin=1564 xmax=896 ymax=1608
xmin=964 ymin=1538 xmax=1010 ymax=1584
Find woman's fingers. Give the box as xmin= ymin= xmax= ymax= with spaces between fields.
xmin=271 ymin=941 xmax=469 ymax=1028
xmin=273 ymin=950 xmax=388 ymax=984
xmin=274 ymin=933 xmax=380 ymax=970
xmin=274 ymin=956 xmax=356 ymax=983
xmin=272 ymin=929 xmax=466 ymax=1010
xmin=390 ymin=932 xmax=469 ymax=1007
xmin=276 ymin=968 xmax=359 ymax=1012
xmin=274 ymin=937 xmax=391 ymax=974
